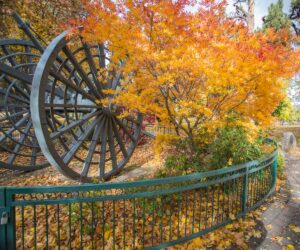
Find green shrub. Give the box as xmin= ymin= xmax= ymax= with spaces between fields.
xmin=157 ymin=126 xmax=272 ymax=176
xmin=276 ymin=149 xmax=285 ymax=178
xmin=207 ymin=126 xmax=263 ymax=169
xmin=156 ymin=137 xmax=205 ymax=176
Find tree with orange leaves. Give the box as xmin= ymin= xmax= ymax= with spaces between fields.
xmin=73 ymin=0 xmax=300 ymax=153
xmin=0 ymin=0 xmax=82 ymax=41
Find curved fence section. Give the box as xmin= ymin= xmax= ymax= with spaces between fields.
xmin=0 ymin=150 xmax=277 ymax=249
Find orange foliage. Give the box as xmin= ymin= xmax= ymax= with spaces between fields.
xmin=1 ymin=0 xmax=82 ymax=41
xmin=72 ymin=0 xmax=300 ymax=142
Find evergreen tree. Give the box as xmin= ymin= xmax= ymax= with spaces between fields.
xmin=263 ymin=0 xmax=291 ymax=31
xmin=290 ymin=0 xmax=300 ymax=35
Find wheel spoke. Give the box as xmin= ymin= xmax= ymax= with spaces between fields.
xmin=108 ymin=118 xmax=117 ymax=169
xmin=98 ymin=44 xmax=106 ymax=69
xmin=3 ymin=91 xmax=30 ymax=104
xmin=13 ymin=82 xmax=30 ymax=99
xmin=52 ymin=115 xmax=64 ymax=127
xmin=45 ymin=103 xmax=98 ymax=109
xmin=82 ymin=41 xmax=105 ymax=96
xmin=0 ymin=113 xmax=30 ymax=143
xmin=110 ymin=72 xmax=122 ymax=90
xmin=30 ymin=137 xmax=38 ymax=167
xmin=1 ymin=75 xmax=14 ymax=85
xmin=62 ymin=117 xmax=99 ymax=165
xmin=111 ymin=117 xmax=128 ymax=158
xmin=49 ymin=69 xmax=96 ymax=102
xmin=0 ymin=110 xmax=28 ymax=123
xmin=99 ymin=119 xmax=108 ymax=178
xmin=0 ymin=62 xmax=32 ymax=84
xmin=63 ymin=46 xmax=102 ymax=99
xmin=50 ymin=111 xmax=102 ymax=140
xmin=7 ymin=120 xmax=32 ymax=166
xmin=6 ymin=103 xmax=29 ymax=108
xmin=81 ymin=117 xmax=105 ymax=177
xmin=114 ymin=117 xmax=136 ymax=142
xmin=25 ymin=46 xmax=34 ymax=74
xmin=2 ymin=45 xmax=17 ymax=66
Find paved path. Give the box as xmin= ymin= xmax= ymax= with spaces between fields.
xmin=259 ymin=153 xmax=300 ymax=250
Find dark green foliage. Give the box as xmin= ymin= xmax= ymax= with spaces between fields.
xmin=292 ymin=0 xmax=300 ymax=9
xmin=158 ymin=125 xmax=265 ymax=176
xmin=263 ymin=0 xmax=291 ymax=31
xmin=276 ymin=149 xmax=285 ymax=177
xmin=157 ymin=137 xmax=205 ymax=177
xmin=272 ymin=98 xmax=300 ymax=122
xmin=208 ymin=127 xmax=262 ymax=169
xmin=291 ymin=0 xmax=300 ymax=35
xmin=272 ymin=98 xmax=291 ymax=118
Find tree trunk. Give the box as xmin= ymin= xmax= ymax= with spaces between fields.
xmin=248 ymin=0 xmax=255 ymax=32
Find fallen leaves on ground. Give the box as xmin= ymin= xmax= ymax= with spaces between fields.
xmin=289 ymin=224 xmax=300 ymax=233
xmin=283 ymin=243 xmax=296 ymax=250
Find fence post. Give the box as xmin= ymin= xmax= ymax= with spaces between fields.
xmin=0 ymin=187 xmax=7 ymax=249
xmin=0 ymin=188 xmax=16 ymax=250
xmin=271 ymin=153 xmax=278 ymax=191
xmin=241 ymin=166 xmax=249 ymax=216
xmin=6 ymin=190 xmax=16 ymax=250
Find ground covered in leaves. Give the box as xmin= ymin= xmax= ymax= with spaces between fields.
xmin=0 ymin=141 xmax=288 ymax=249
xmin=0 ymin=140 xmax=155 ymax=186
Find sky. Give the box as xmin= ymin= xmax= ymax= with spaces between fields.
xmin=227 ymin=0 xmax=292 ymax=29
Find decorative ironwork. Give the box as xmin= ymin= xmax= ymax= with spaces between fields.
xmin=31 ymin=32 xmax=142 ymax=182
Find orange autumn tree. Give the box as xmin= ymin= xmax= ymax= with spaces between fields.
xmin=74 ymin=0 xmax=300 ymax=152
xmin=1 ymin=0 xmax=83 ymax=40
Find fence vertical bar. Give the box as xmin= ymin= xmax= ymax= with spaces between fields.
xmin=271 ymin=153 xmax=278 ymax=191
xmin=0 ymin=187 xmax=7 ymax=250
xmin=242 ymin=166 xmax=249 ymax=216
xmin=6 ymin=190 xmax=16 ymax=250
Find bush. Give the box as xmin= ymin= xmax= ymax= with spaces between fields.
xmin=276 ymin=149 xmax=285 ymax=178
xmin=208 ymin=126 xmax=262 ymax=169
xmin=156 ymin=137 xmax=205 ymax=177
xmin=157 ymin=126 xmax=275 ymax=176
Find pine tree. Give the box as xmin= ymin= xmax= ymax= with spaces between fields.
xmin=263 ymin=0 xmax=291 ymax=31
xmin=290 ymin=0 xmax=300 ymax=35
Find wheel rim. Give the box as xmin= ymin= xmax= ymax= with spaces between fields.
xmin=31 ymin=32 xmax=142 ymax=182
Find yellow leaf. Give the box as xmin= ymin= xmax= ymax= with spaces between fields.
xmin=285 ymin=244 xmax=295 ymax=250
xmin=104 ymin=230 xmax=112 ymax=240
xmin=266 ymin=224 xmax=272 ymax=230
xmin=289 ymin=224 xmax=300 ymax=233
xmin=192 ymin=237 xmax=203 ymax=247
xmin=253 ymin=230 xmax=262 ymax=238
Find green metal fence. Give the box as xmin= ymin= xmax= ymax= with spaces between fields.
xmin=0 ymin=149 xmax=277 ymax=249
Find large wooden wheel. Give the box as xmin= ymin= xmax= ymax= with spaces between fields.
xmin=0 ymin=39 xmax=48 ymax=170
xmin=31 ymin=32 xmax=142 ymax=182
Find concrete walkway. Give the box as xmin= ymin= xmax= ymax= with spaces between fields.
xmin=259 ymin=153 xmax=300 ymax=250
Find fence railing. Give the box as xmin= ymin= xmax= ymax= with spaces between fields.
xmin=0 ymin=149 xmax=277 ymax=249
